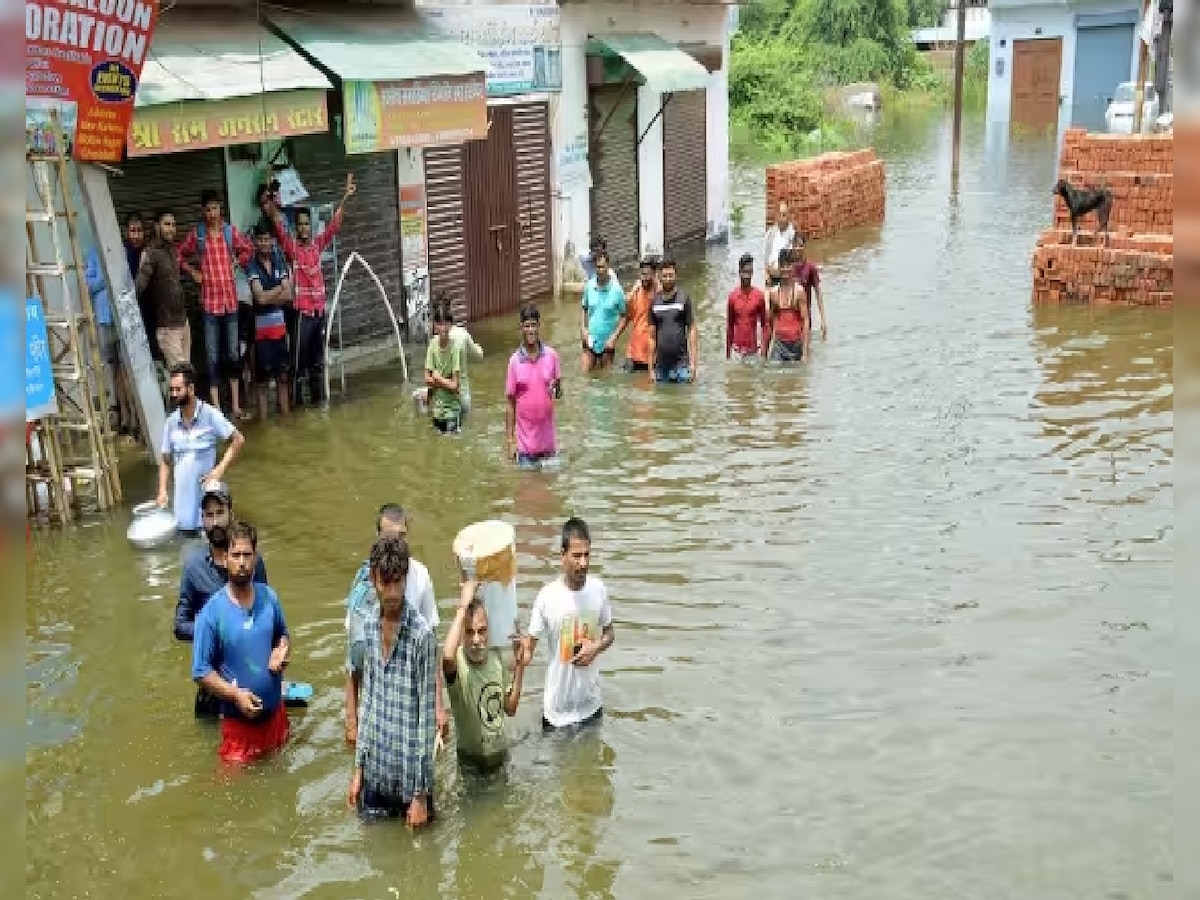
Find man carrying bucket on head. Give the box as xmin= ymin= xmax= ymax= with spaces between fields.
xmin=505 ymin=304 xmax=561 ymax=469
xmin=344 ymin=504 xmax=447 ymax=747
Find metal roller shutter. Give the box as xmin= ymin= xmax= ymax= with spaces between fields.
xmin=291 ymin=133 xmax=404 ymax=348
xmin=588 ymin=85 xmax=639 ymax=268
xmin=512 ymin=101 xmax=552 ymax=302
xmin=424 ymin=145 xmax=468 ymax=324
xmin=663 ymin=89 xmax=708 ymax=250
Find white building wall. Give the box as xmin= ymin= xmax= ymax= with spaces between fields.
xmin=554 ymin=1 xmax=730 ymax=285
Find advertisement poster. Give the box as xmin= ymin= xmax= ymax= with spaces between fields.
xmin=422 ymin=4 xmax=562 ymax=96
xmin=557 ymin=130 xmax=591 ymax=191
xmin=26 ymin=0 xmax=161 ymax=162
xmin=399 ymin=185 xmax=428 ymax=270
xmin=343 ymin=75 xmax=488 ymax=153
xmin=25 ymin=297 xmax=58 ymax=422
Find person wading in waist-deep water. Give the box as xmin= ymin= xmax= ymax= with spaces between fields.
xmin=137 ymin=210 xmax=190 ymax=369
xmin=247 ymin=223 xmax=294 ymax=420
xmin=580 ymin=248 xmax=627 ymax=373
xmin=424 ymin=300 xmax=464 ymax=434
xmin=347 ymin=535 xmax=437 ymax=827
xmin=522 ymin=517 xmax=615 ymax=731
xmin=344 ymin=504 xmax=447 ymax=748
xmin=647 ymin=257 xmax=699 ymax=384
xmin=269 ymin=173 xmax=356 ymax=407
xmin=618 ymin=256 xmax=659 ymax=373
xmin=791 ymin=232 xmax=828 ymax=342
xmin=442 ymin=575 xmax=528 ymax=770
xmin=505 ymin=303 xmax=562 ymax=470
xmin=415 ymin=292 xmax=484 ymax=417
xmin=727 ymin=253 xmax=769 ymax=362
xmin=175 ymin=480 xmax=269 ymax=718
xmin=191 ymin=521 xmax=292 ymax=764
xmin=178 ymin=189 xmax=255 ymax=420
xmin=768 ymin=248 xmax=810 ymax=364
xmin=763 ymin=200 xmax=795 ymax=288
xmin=157 ymin=362 xmax=245 ymax=535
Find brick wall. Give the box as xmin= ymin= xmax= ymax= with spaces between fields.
xmin=765 ymin=149 xmax=886 ymax=241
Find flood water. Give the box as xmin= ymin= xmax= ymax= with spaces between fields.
xmin=26 ymin=111 xmax=1173 ymax=900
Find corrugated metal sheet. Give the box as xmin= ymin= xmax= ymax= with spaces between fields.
xmin=587 ymin=35 xmax=712 ymax=93
xmin=512 ymin=101 xmax=552 ymax=303
xmin=463 ymin=107 xmax=519 ymax=320
xmin=291 ymin=132 xmax=404 ymax=347
xmin=588 ymin=85 xmax=639 ymax=268
xmin=663 ymin=89 xmax=709 ymax=250
xmin=424 ymin=144 xmax=468 ymax=323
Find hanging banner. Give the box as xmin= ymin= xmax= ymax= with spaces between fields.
xmin=399 ymin=185 xmax=428 ymax=270
xmin=421 ymin=4 xmax=562 ymax=96
xmin=25 ymin=0 xmax=162 ymax=162
xmin=342 ymin=74 xmax=488 ymax=153
xmin=25 ymin=297 xmax=58 ymax=423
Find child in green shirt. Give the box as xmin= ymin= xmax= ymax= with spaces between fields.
xmin=424 ymin=301 xmax=462 ymax=433
xmin=442 ymin=577 xmax=527 ymax=767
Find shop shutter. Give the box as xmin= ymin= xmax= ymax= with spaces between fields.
xmin=588 ymin=85 xmax=639 ymax=269
xmin=291 ymin=133 xmax=403 ymax=350
xmin=512 ymin=101 xmax=552 ymax=302
xmin=424 ymin=145 xmax=468 ymax=324
xmin=662 ymin=89 xmax=709 ymax=250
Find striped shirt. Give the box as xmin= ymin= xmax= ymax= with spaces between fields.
xmin=350 ymin=599 xmax=436 ymax=801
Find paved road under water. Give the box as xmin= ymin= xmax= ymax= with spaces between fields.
xmin=27 ymin=112 xmax=1172 ymax=899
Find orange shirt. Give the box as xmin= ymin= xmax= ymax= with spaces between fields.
xmin=625 ymin=282 xmax=656 ymax=364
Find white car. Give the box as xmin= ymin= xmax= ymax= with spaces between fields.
xmin=1105 ymin=82 xmax=1160 ymax=134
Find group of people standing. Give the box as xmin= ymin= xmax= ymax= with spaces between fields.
xmin=172 ymin=485 xmax=615 ymax=829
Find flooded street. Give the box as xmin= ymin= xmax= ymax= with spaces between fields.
xmin=27 ymin=111 xmax=1172 ymax=900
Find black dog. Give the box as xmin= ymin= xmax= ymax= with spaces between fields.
xmin=1054 ymin=179 xmax=1113 ymax=245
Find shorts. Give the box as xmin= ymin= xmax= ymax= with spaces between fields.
xmin=583 ymin=342 xmax=615 ymax=368
xmin=218 ymin=703 xmax=289 ymax=764
xmin=433 ymin=416 xmax=461 ymax=434
xmin=255 ymin=337 xmax=289 ymax=379
xmin=357 ymin=786 xmax=437 ymax=823
xmin=194 ymin=685 xmax=220 ymax=719
xmin=623 ymin=359 xmax=649 ymax=373
xmin=730 ymin=347 xmax=761 ymax=362
xmin=771 ymin=339 xmax=803 ymax=363
xmin=653 ymin=364 xmax=692 ymax=383
xmin=156 ymin=323 xmax=191 ymax=368
xmin=542 ymin=707 xmax=603 ymax=732
xmin=517 ymin=450 xmax=556 ymax=469
xmin=98 ymin=324 xmax=119 ymax=364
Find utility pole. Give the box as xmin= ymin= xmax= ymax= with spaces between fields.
xmin=1133 ymin=0 xmax=1152 ymax=133
xmin=950 ymin=0 xmax=969 ymax=183
xmin=1154 ymin=0 xmax=1172 ymax=113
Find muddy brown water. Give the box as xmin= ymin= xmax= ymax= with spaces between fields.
xmin=27 ymin=113 xmax=1172 ymax=899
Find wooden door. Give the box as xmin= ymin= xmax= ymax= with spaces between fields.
xmin=463 ymin=106 xmax=520 ymax=320
xmin=1011 ymin=38 xmax=1063 ymax=133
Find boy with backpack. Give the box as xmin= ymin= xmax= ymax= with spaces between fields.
xmin=178 ymin=189 xmax=255 ymax=420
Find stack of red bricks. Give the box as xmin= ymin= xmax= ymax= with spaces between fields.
xmin=765 ymin=149 xmax=886 ymax=241
xmin=1033 ymin=128 xmax=1173 ymax=307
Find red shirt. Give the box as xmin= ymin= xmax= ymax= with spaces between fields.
xmin=726 ymin=286 xmax=767 ymax=357
xmin=275 ymin=209 xmax=342 ymax=316
xmin=177 ymin=222 xmax=254 ymax=315
xmin=771 ymin=283 xmax=805 ymax=343
xmin=794 ymin=261 xmax=821 ymax=305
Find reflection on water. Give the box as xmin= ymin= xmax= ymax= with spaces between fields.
xmin=27 ymin=110 xmax=1171 ymax=899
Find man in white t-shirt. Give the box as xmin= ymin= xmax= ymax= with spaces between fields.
xmin=523 ymin=517 xmax=615 ymax=730
xmin=763 ymin=200 xmax=795 ymax=287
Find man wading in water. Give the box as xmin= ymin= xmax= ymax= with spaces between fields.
xmin=763 ymin=201 xmax=795 ymax=287
xmin=647 ymin=257 xmax=698 ymax=384
xmin=768 ymin=249 xmax=810 ymax=363
xmin=347 ymin=536 xmax=437 ymax=827
xmin=619 ymin=257 xmax=659 ymax=373
xmin=580 ymin=248 xmax=626 ymax=372
xmin=792 ymin=232 xmax=828 ymax=342
xmin=505 ymin=304 xmax=562 ymax=469
xmin=175 ymin=481 xmax=269 ymax=717
xmin=726 ymin=253 xmax=768 ymax=362
xmin=191 ymin=522 xmax=291 ymax=764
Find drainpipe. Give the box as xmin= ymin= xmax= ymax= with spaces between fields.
xmin=1154 ymin=0 xmax=1172 ymax=113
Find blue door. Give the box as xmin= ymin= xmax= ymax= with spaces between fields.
xmin=1072 ymin=23 xmax=1135 ymax=130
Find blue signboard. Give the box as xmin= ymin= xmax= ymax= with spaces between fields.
xmin=26 ymin=297 xmax=58 ymax=422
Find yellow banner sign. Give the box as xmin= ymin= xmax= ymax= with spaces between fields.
xmin=128 ymin=90 xmax=329 ymax=157
xmin=343 ymin=74 xmax=487 ymax=153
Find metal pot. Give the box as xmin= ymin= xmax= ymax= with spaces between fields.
xmin=126 ymin=501 xmax=177 ymax=550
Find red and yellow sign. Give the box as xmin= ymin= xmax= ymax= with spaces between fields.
xmin=25 ymin=0 xmax=161 ymax=162
xmin=127 ymin=90 xmax=330 ymax=157
xmin=343 ymin=73 xmax=487 ymax=153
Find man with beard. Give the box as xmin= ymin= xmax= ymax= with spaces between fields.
xmin=192 ymin=521 xmax=291 ymax=763
xmin=137 ymin=210 xmax=190 ymax=368
xmin=175 ymin=481 xmax=270 ymax=717
xmin=505 ymin=304 xmax=561 ymax=469
xmin=521 ymin=517 xmax=615 ymax=731
xmin=157 ymin=362 xmax=245 ymax=535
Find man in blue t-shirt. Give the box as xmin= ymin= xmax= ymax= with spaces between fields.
xmin=192 ymin=521 xmax=291 ymax=764
xmin=580 ymin=248 xmax=626 ymax=372
xmin=247 ymin=223 xmax=294 ymax=420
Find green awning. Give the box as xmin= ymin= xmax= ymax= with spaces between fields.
xmin=267 ymin=10 xmax=485 ymax=83
xmin=588 ymin=34 xmax=711 ymax=93
xmin=135 ymin=14 xmax=331 ymax=108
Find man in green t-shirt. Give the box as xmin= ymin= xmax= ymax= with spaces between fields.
xmin=424 ymin=300 xmax=463 ymax=433
xmin=442 ymin=576 xmax=527 ymax=767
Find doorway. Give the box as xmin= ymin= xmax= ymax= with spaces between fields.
xmin=1011 ymin=38 xmax=1063 ymax=134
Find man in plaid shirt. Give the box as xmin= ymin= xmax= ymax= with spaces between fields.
xmin=178 ymin=189 xmax=254 ymax=419
xmin=347 ymin=534 xmax=437 ymax=826
xmin=270 ymin=173 xmax=356 ymax=406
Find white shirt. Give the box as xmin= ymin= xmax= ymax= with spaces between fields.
xmin=764 ymin=224 xmax=795 ymax=270
xmin=344 ymin=557 xmax=438 ymax=632
xmin=528 ymin=575 xmax=613 ymax=727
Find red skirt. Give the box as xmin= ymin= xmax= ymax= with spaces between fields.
xmin=219 ymin=704 xmax=290 ymax=764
